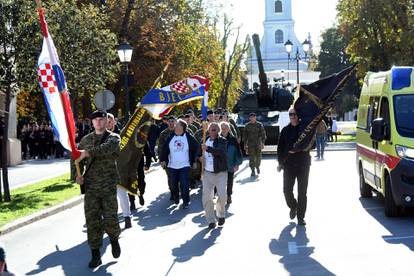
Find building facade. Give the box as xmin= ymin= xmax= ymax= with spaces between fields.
xmin=249 ymin=0 xmax=319 ymax=85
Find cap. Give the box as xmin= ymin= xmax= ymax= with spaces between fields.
xmin=184 ymin=114 xmax=191 ymax=118
xmin=249 ymin=112 xmax=256 ymax=117
xmin=167 ymin=115 xmax=176 ymax=120
xmin=90 ymin=110 xmax=107 ymax=120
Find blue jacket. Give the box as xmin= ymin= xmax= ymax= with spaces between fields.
xmin=223 ymin=134 xmax=243 ymax=171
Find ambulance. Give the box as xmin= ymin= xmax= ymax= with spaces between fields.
xmin=356 ymin=67 xmax=414 ymax=217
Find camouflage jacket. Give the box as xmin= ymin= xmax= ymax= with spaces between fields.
xmin=157 ymin=128 xmax=174 ymax=157
xmin=243 ymin=121 xmax=266 ymax=146
xmin=78 ymin=131 xmax=120 ymax=189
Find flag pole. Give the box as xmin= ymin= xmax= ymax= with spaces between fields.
xmin=36 ymin=0 xmax=82 ymax=178
xmin=200 ymin=75 xmax=210 ymax=177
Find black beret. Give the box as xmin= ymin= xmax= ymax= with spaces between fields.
xmin=207 ymin=110 xmax=214 ymax=115
xmin=90 ymin=110 xmax=107 ymax=120
xmin=167 ymin=115 xmax=176 ymax=120
xmin=184 ymin=114 xmax=191 ymax=118
xmin=249 ymin=112 xmax=256 ymax=117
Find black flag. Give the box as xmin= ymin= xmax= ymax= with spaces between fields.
xmin=292 ymin=64 xmax=357 ymax=152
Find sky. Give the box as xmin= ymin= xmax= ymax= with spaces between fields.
xmin=207 ymin=0 xmax=339 ymax=50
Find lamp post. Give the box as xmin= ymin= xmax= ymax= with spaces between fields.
xmin=284 ymin=38 xmax=310 ymax=86
xmin=117 ymin=42 xmax=133 ymax=119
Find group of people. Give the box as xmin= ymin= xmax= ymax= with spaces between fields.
xmin=73 ymin=105 xmax=314 ymax=269
xmin=18 ymin=122 xmax=65 ymax=160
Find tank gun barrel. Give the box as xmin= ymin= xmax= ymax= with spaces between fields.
xmin=252 ymin=34 xmax=268 ymax=95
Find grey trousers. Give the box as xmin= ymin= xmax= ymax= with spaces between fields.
xmin=202 ymin=171 xmax=228 ymax=223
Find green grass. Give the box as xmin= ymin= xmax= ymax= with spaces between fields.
xmin=0 ymin=173 xmax=80 ymax=228
xmin=336 ymin=135 xmax=356 ymax=142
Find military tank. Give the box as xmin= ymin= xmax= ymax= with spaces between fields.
xmin=233 ymin=33 xmax=294 ymax=145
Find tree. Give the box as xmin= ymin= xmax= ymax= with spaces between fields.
xmin=218 ymin=15 xmax=250 ymax=109
xmin=16 ymin=0 xmax=119 ymax=119
xmin=316 ymin=26 xmax=359 ymax=118
xmin=0 ymin=0 xmax=27 ymax=201
xmin=337 ymin=0 xmax=414 ymax=77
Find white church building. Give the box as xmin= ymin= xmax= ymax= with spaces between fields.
xmin=249 ymin=0 xmax=320 ymax=86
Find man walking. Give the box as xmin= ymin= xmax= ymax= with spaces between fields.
xmin=243 ymin=113 xmax=266 ymax=177
xmin=277 ymin=107 xmax=311 ymax=226
xmin=76 ymin=110 xmax=121 ymax=268
xmin=200 ymin=122 xmax=228 ymax=229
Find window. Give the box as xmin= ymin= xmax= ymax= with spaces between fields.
xmin=275 ymin=30 xmax=284 ymax=44
xmin=367 ymin=96 xmax=380 ymax=131
xmin=393 ymin=95 xmax=414 ymax=138
xmin=379 ymin=97 xmax=391 ymax=140
xmin=275 ymin=0 xmax=283 ymax=13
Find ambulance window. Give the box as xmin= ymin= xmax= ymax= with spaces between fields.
xmin=367 ymin=97 xmax=380 ymax=130
xmin=380 ymin=97 xmax=391 ymax=139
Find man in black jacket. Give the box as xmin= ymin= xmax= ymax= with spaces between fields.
xmin=200 ymin=122 xmax=228 ymax=229
xmin=277 ymin=107 xmax=311 ymax=226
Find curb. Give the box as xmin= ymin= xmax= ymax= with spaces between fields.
xmin=0 ymin=166 xmax=162 ymax=236
xmin=0 ymin=195 xmax=84 ymax=236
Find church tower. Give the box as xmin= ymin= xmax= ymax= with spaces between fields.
xmin=251 ymin=0 xmax=308 ymax=75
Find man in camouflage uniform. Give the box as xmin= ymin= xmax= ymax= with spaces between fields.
xmin=243 ymin=112 xmax=266 ymax=177
xmin=157 ymin=115 xmax=176 ymax=199
xmin=76 ymin=110 xmax=121 ymax=268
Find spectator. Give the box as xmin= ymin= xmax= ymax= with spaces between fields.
xmin=315 ymin=120 xmax=328 ymax=160
xmin=0 ymin=247 xmax=15 ymax=276
xmin=331 ymin=118 xmax=338 ymax=142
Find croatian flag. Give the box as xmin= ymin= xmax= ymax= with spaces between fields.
xmin=141 ymin=75 xmax=209 ymax=119
xmin=37 ymin=8 xmax=81 ymax=160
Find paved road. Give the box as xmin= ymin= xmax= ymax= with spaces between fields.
xmin=6 ymin=159 xmax=70 ymax=190
xmin=1 ymin=151 xmax=414 ymax=275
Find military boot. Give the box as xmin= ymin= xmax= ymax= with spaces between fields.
xmin=110 ymin=238 xmax=121 ymax=258
xmin=124 ymin=216 xmax=132 ymax=229
xmin=88 ymin=249 xmax=102 ymax=268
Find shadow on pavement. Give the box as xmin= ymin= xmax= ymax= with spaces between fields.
xmin=134 ymin=188 xmax=204 ymax=231
xmin=26 ymin=238 xmax=114 ymax=276
xmin=269 ymin=223 xmax=335 ymax=276
xmin=359 ymin=196 xmax=414 ymax=251
xmin=171 ymin=227 xmax=222 ymax=263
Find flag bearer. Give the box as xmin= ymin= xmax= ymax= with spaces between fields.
xmin=76 ymin=110 xmax=122 ymax=268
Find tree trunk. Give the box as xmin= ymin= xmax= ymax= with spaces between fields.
xmin=119 ymin=0 xmax=135 ymax=40
xmin=1 ymin=82 xmax=11 ymax=202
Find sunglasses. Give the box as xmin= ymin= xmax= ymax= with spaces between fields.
xmin=289 ymin=113 xmax=297 ymax=117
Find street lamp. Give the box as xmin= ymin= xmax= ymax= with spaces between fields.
xmin=117 ymin=42 xmax=133 ymax=119
xmin=284 ymin=38 xmax=310 ymax=86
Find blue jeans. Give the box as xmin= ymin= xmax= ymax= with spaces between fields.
xmin=316 ymin=134 xmax=326 ymax=158
xmin=168 ymin=167 xmax=190 ymax=204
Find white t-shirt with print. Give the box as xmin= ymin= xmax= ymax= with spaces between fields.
xmin=168 ymin=134 xmax=190 ymax=169
xmin=204 ymin=138 xmax=214 ymax=172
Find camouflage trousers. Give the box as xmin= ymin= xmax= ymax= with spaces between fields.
xmin=84 ymin=187 xmax=121 ymax=249
xmin=247 ymin=144 xmax=262 ymax=170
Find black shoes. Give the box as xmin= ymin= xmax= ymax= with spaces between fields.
xmin=298 ymin=219 xmax=306 ymax=226
xmin=289 ymin=207 xmax=297 ymax=220
xmin=174 ymin=197 xmax=180 ymax=205
xmin=124 ymin=216 xmax=132 ymax=229
xmin=183 ymin=202 xmax=189 ymax=209
xmin=88 ymin=249 xmax=102 ymax=268
xmin=218 ymin=218 xmax=225 ymax=226
xmin=256 ymin=167 xmax=260 ymax=174
xmin=251 ymin=170 xmax=256 ymax=177
xmin=208 ymin=222 xmax=216 ymax=229
xmin=138 ymin=194 xmax=145 ymax=206
xmin=110 ymin=239 xmax=121 ymax=259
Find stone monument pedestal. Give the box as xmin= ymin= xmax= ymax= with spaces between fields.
xmin=7 ymin=138 xmax=21 ymax=166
